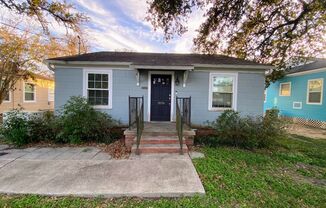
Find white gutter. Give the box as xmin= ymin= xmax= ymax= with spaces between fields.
xmin=286 ymin=67 xmax=326 ymax=76
xmin=43 ymin=60 xmax=132 ymax=69
xmin=43 ymin=60 xmax=273 ymax=71
xmin=131 ymin=64 xmax=194 ymax=70
xmin=194 ymin=64 xmax=273 ymax=70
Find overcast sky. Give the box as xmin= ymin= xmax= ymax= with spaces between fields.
xmin=69 ymin=0 xmax=204 ymax=53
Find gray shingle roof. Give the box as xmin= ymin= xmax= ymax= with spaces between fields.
xmin=47 ymin=51 xmax=271 ymax=67
xmin=286 ymin=58 xmax=326 ymax=74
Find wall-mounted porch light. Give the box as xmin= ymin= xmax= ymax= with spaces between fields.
xmin=175 ymin=75 xmax=180 ymax=86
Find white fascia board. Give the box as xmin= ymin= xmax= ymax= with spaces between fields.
xmin=131 ymin=65 xmax=194 ymax=70
xmin=44 ymin=60 xmax=132 ymax=70
xmin=286 ymin=67 xmax=326 ymax=77
xmin=194 ymin=64 xmax=273 ymax=70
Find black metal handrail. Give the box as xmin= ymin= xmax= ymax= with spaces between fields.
xmin=176 ymin=96 xmax=191 ymax=155
xmin=128 ymin=96 xmax=144 ymax=155
xmin=176 ymin=99 xmax=184 ymax=155
xmin=176 ymin=97 xmax=191 ymax=127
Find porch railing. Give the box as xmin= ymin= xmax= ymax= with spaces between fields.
xmin=129 ymin=96 xmax=144 ymax=155
xmin=176 ymin=97 xmax=191 ymax=127
xmin=176 ymin=96 xmax=191 ymax=155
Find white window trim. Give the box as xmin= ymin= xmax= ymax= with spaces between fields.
xmin=293 ymin=101 xmax=302 ymax=109
xmin=23 ymin=82 xmax=36 ymax=103
xmin=264 ymin=89 xmax=267 ymax=103
xmin=147 ymin=71 xmax=175 ymax=122
xmin=83 ymin=68 xmax=113 ymax=109
xmin=48 ymin=88 xmax=55 ymax=102
xmin=279 ymin=82 xmax=291 ymax=96
xmin=3 ymin=90 xmax=11 ymax=103
xmin=208 ymin=72 xmax=238 ymax=111
xmin=306 ymin=78 xmax=323 ymax=105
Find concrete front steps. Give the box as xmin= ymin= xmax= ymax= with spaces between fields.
xmin=131 ymin=143 xmax=188 ymax=154
xmin=140 ymin=136 xmax=184 ymax=144
xmin=124 ymin=122 xmax=196 ymax=155
xmin=131 ymin=135 xmax=188 ymax=154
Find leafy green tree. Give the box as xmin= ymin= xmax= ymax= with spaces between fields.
xmin=0 ymin=0 xmax=87 ymax=34
xmin=0 ymin=0 xmax=88 ymax=104
xmin=147 ymin=0 xmax=326 ymax=86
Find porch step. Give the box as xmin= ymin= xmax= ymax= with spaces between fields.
xmin=131 ymin=143 xmax=188 ymax=154
xmin=142 ymin=132 xmax=178 ymax=137
xmin=140 ymin=136 xmax=185 ymax=144
xmin=125 ymin=122 xmax=194 ymax=155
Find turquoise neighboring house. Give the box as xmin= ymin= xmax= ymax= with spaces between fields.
xmin=264 ymin=58 xmax=326 ymax=128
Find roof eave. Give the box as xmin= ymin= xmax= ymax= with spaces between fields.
xmin=44 ymin=60 xmax=133 ymax=70
xmin=131 ymin=64 xmax=194 ymax=70
xmin=286 ymin=67 xmax=326 ymax=76
xmin=43 ymin=60 xmax=273 ymax=71
xmin=193 ymin=64 xmax=273 ymax=70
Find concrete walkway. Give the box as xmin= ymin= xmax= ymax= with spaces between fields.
xmin=0 ymin=146 xmax=205 ymax=198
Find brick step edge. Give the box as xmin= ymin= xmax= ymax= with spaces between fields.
xmin=140 ymin=140 xmax=186 ymax=144
xmin=142 ymin=132 xmax=178 ymax=136
xmin=131 ymin=148 xmax=188 ymax=154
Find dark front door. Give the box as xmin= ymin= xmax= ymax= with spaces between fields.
xmin=151 ymin=74 xmax=172 ymax=121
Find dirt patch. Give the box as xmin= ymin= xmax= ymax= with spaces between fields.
xmin=286 ymin=124 xmax=326 ymax=139
xmin=278 ymin=163 xmax=326 ymax=187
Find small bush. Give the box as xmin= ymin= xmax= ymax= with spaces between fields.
xmin=27 ymin=111 xmax=57 ymax=142
xmin=55 ymin=96 xmax=118 ymax=144
xmin=2 ymin=110 xmax=30 ymax=146
xmin=209 ymin=109 xmax=285 ymax=149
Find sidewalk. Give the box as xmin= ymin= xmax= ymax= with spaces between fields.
xmin=0 ymin=147 xmax=205 ymax=198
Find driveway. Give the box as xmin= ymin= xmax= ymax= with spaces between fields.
xmin=0 ymin=146 xmax=205 ymax=198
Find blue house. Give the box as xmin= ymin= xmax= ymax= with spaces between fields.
xmin=45 ymin=52 xmax=271 ymax=126
xmin=264 ymin=58 xmax=326 ymax=128
xmin=45 ymin=51 xmax=273 ymax=153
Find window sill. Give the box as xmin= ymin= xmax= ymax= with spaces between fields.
xmin=306 ymin=102 xmax=322 ymax=105
xmin=92 ymin=105 xmax=112 ymax=110
xmin=208 ymin=108 xmax=234 ymax=112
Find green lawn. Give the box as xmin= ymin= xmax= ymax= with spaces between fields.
xmin=0 ymin=134 xmax=325 ymax=208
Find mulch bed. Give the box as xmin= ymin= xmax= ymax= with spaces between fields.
xmin=99 ymin=139 xmax=130 ymax=159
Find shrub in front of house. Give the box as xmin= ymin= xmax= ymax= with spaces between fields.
xmin=27 ymin=111 xmax=58 ymax=142
xmin=1 ymin=110 xmax=31 ymax=146
xmin=1 ymin=96 xmax=119 ymax=146
xmin=207 ymin=109 xmax=285 ymax=149
xmin=55 ymin=96 xmax=118 ymax=144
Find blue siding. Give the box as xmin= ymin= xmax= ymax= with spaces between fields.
xmin=55 ymin=68 xmax=83 ymax=111
xmin=264 ymin=71 xmax=326 ymax=121
xmin=176 ymin=72 xmax=265 ymax=124
xmin=237 ymin=73 xmax=265 ymax=116
xmin=55 ymin=67 xmax=265 ymax=125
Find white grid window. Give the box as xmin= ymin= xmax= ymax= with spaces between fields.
xmin=83 ymin=69 xmax=112 ymax=109
xmin=209 ymin=73 xmax=237 ymax=110
xmin=279 ymin=82 xmax=291 ymax=96
xmin=307 ymin=79 xmax=323 ymax=105
xmin=24 ymin=83 xmax=36 ymax=102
